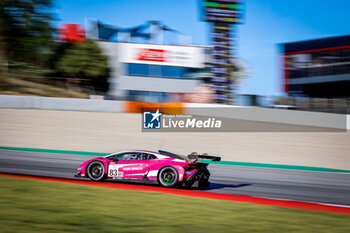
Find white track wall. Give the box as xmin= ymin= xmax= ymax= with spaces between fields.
xmin=185 ymin=103 xmax=348 ymax=130
xmin=0 ymin=95 xmax=123 ymax=112
xmin=0 ymin=94 xmax=348 ymax=129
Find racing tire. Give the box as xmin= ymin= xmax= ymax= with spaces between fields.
xmin=158 ymin=166 xmax=178 ymax=187
xmin=86 ymin=161 xmax=105 ymax=181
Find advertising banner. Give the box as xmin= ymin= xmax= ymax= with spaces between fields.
xmin=118 ymin=43 xmax=205 ymax=68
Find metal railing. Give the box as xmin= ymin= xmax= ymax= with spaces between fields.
xmin=236 ymin=94 xmax=349 ymax=114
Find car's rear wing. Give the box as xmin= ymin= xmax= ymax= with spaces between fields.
xmin=158 ymin=150 xmax=186 ymax=160
xmin=158 ymin=150 xmax=221 ymax=162
xmin=187 ymin=152 xmax=221 ymax=162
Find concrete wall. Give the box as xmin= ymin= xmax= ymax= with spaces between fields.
xmin=1 ymin=108 xmax=349 ymax=170
xmin=97 ymin=41 xmax=124 ymax=98
xmin=118 ymin=76 xmax=200 ymax=93
xmin=0 ymin=94 xmax=348 ymax=129
xmin=0 ymin=95 xmax=124 ymax=112
xmin=185 ymin=103 xmax=348 ymax=130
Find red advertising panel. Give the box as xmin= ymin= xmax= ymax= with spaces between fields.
xmin=137 ymin=49 xmax=167 ymax=62
xmin=59 ymin=24 xmax=86 ymax=43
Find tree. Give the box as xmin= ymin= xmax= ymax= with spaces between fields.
xmin=56 ymin=39 xmax=110 ymax=91
xmin=0 ymin=0 xmax=55 ymax=73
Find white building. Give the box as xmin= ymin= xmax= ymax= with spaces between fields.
xmin=97 ymin=41 xmax=210 ymax=102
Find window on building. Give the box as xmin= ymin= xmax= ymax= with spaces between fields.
xmin=287 ymin=48 xmax=350 ymax=79
xmin=162 ymin=66 xmax=185 ymax=78
xmin=125 ymin=63 xmax=192 ymax=79
xmin=149 ymin=65 xmax=162 ymax=77
xmin=127 ymin=90 xmax=169 ymax=103
xmin=128 ymin=63 xmax=149 ymax=76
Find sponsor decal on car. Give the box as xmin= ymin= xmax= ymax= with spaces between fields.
xmin=123 ymin=167 xmax=143 ymax=171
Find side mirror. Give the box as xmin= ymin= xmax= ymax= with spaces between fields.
xmin=113 ymin=157 xmax=119 ymax=162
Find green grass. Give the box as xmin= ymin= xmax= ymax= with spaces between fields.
xmin=0 ymin=176 xmax=350 ymax=233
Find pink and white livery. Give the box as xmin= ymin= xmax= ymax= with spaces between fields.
xmin=75 ymin=150 xmax=221 ymax=188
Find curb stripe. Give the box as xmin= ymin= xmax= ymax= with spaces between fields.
xmin=202 ymin=160 xmax=350 ymax=173
xmin=1 ymin=173 xmax=350 ymax=215
xmin=1 ymin=146 xmax=350 ymax=173
xmin=0 ymin=146 xmax=109 ymax=156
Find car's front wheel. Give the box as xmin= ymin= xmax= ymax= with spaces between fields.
xmin=158 ymin=166 xmax=178 ymax=187
xmin=86 ymin=161 xmax=105 ymax=181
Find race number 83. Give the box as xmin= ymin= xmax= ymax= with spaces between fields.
xmin=109 ymin=168 xmax=123 ymax=177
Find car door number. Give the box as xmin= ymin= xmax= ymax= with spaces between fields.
xmin=108 ymin=165 xmax=124 ymax=177
xmin=109 ymin=169 xmax=123 ymax=177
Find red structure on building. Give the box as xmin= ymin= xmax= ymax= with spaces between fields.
xmin=59 ymin=24 xmax=85 ymax=43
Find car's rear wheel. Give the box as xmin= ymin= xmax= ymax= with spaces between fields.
xmin=158 ymin=167 xmax=178 ymax=187
xmin=86 ymin=161 xmax=105 ymax=181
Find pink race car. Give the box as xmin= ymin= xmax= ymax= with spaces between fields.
xmin=76 ymin=150 xmax=220 ymax=188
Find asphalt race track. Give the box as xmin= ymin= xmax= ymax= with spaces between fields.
xmin=1 ymin=150 xmax=350 ymax=206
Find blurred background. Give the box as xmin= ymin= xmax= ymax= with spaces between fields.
xmin=1 ymin=3 xmax=350 ymax=226
xmin=1 ymin=0 xmax=349 ymax=113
